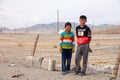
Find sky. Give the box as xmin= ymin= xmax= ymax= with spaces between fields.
xmin=0 ymin=0 xmax=120 ymax=29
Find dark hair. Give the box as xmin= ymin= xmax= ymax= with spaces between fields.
xmin=80 ymin=15 xmax=87 ymax=19
xmin=65 ymin=22 xmax=72 ymax=28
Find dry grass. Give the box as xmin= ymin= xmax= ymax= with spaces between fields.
xmin=0 ymin=33 xmax=120 ymax=80
xmin=93 ymin=26 xmax=120 ymax=34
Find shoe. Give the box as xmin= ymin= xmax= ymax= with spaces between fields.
xmin=80 ymin=71 xmax=86 ymax=76
xmin=66 ymin=70 xmax=70 ymax=74
xmin=73 ymin=72 xmax=79 ymax=75
xmin=73 ymin=70 xmax=81 ymax=75
xmin=62 ymin=72 xmax=66 ymax=75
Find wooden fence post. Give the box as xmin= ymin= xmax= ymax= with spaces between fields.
xmin=32 ymin=34 xmax=39 ymax=56
xmin=110 ymin=46 xmax=120 ymax=80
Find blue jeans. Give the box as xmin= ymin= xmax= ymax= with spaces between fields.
xmin=62 ymin=49 xmax=72 ymax=72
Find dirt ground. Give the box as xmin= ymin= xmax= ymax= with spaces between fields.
xmin=0 ymin=33 xmax=120 ymax=80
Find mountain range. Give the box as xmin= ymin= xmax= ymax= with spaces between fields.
xmin=0 ymin=22 xmax=119 ymax=33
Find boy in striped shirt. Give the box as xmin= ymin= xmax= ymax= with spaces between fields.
xmin=59 ymin=22 xmax=75 ymax=75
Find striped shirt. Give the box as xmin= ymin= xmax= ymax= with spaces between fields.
xmin=59 ymin=31 xmax=75 ymax=50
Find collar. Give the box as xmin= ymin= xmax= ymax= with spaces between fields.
xmin=79 ymin=25 xmax=86 ymax=28
xmin=65 ymin=31 xmax=71 ymax=34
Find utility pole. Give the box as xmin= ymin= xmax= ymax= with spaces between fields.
xmin=25 ymin=22 xmax=28 ymax=34
xmin=73 ymin=22 xmax=76 ymax=33
xmin=14 ymin=26 xmax=16 ymax=34
xmin=0 ymin=25 xmax=2 ymax=33
xmin=57 ymin=9 xmax=59 ymax=33
xmin=92 ymin=21 xmax=94 ymax=30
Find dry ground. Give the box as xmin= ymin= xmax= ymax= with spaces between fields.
xmin=0 ymin=33 xmax=120 ymax=80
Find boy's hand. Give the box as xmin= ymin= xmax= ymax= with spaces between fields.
xmin=72 ymin=49 xmax=75 ymax=53
xmin=60 ymin=49 xmax=62 ymax=53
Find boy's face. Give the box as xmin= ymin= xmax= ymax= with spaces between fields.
xmin=65 ymin=25 xmax=71 ymax=32
xmin=79 ymin=19 xmax=87 ymax=26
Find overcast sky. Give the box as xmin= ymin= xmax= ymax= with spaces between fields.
xmin=0 ymin=0 xmax=120 ymax=29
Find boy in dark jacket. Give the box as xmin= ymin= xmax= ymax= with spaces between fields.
xmin=74 ymin=15 xmax=92 ymax=76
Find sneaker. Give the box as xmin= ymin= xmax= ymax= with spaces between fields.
xmin=73 ymin=70 xmax=81 ymax=75
xmin=66 ymin=70 xmax=70 ymax=74
xmin=73 ymin=72 xmax=79 ymax=75
xmin=80 ymin=72 xmax=86 ymax=76
xmin=62 ymin=72 xmax=66 ymax=75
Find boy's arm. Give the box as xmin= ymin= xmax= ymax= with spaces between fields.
xmin=72 ymin=33 xmax=75 ymax=53
xmin=59 ymin=33 xmax=63 ymax=52
xmin=87 ymin=27 xmax=92 ymax=42
xmin=88 ymin=27 xmax=92 ymax=52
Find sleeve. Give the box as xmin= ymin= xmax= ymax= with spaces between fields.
xmin=76 ymin=27 xmax=78 ymax=37
xmin=59 ymin=33 xmax=64 ymax=50
xmin=72 ymin=33 xmax=75 ymax=51
xmin=87 ymin=27 xmax=92 ymax=42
